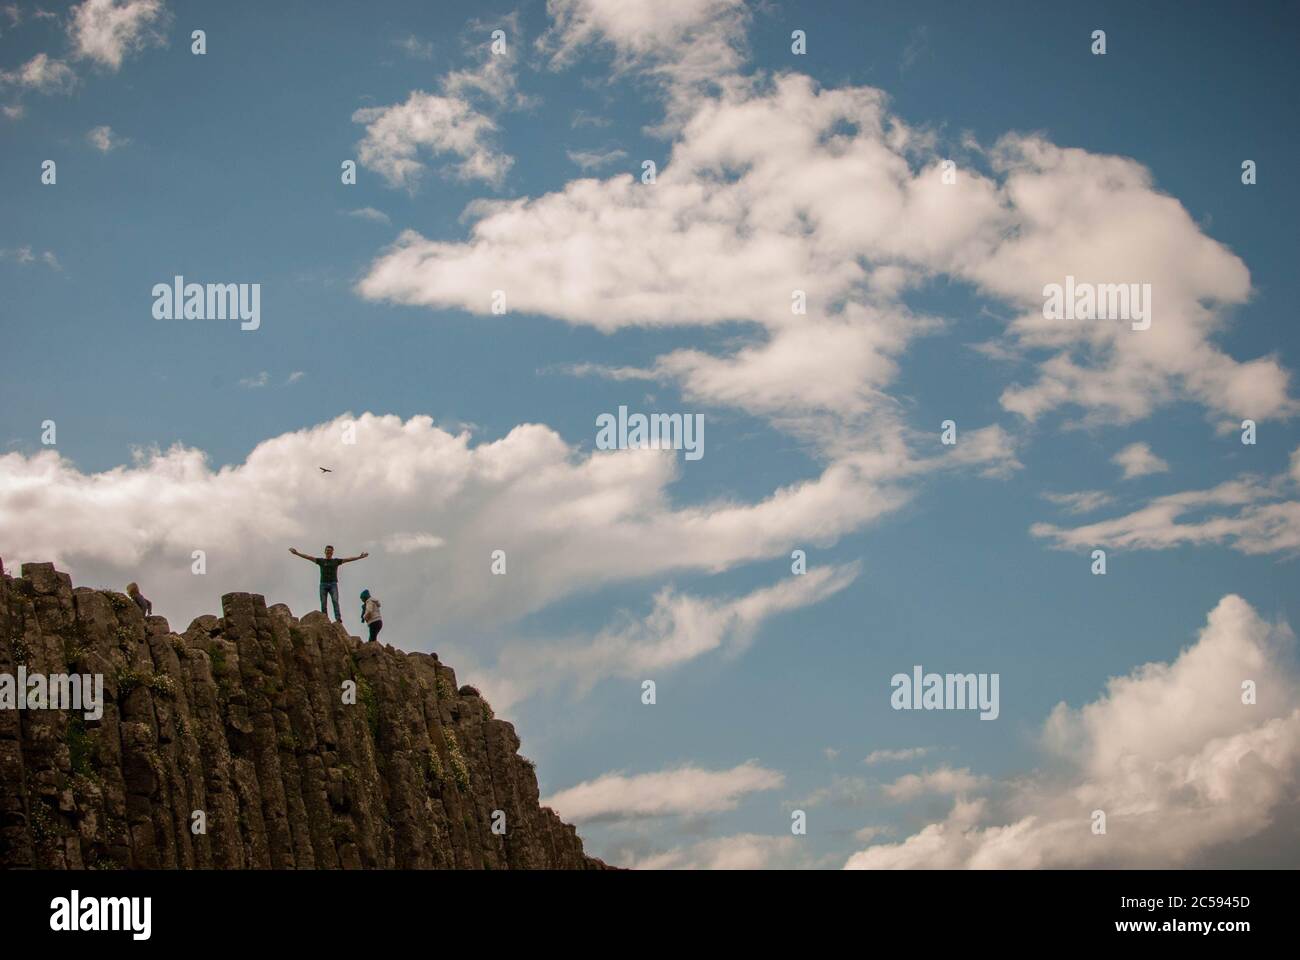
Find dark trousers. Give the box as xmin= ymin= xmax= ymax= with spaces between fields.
xmin=367 ymin=620 xmax=383 ymax=643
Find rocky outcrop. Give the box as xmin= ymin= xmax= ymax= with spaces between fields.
xmin=0 ymin=559 xmax=607 ymax=869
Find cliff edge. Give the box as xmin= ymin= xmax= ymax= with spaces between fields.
xmin=0 ymin=559 xmax=608 ymax=869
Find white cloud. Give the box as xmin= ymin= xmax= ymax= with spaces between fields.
xmin=354 ymin=91 xmax=512 ymax=189
xmin=846 ymin=595 xmax=1300 ymax=868
xmin=483 ymin=562 xmax=861 ymax=709
xmin=346 ymin=207 xmax=391 ymax=225
xmin=798 ymin=774 xmax=872 ymax=808
xmin=542 ymin=0 xmax=747 ymax=72
xmin=570 ymin=108 xmax=610 ymax=128
xmin=359 ymin=76 xmax=902 ymax=334
xmin=0 ymin=414 xmax=935 ymax=656
xmin=542 ymin=761 xmax=783 ymax=823
xmin=0 ymin=52 xmax=76 ymax=93
xmin=1 ymin=245 xmax=59 ymax=268
xmin=864 ymin=746 xmax=935 ymax=765
xmin=972 ymin=138 xmax=1290 ymax=428
xmin=394 ymin=33 xmax=432 ymax=60
xmin=382 ymin=532 xmax=445 ymax=554
xmin=1112 ymin=441 xmax=1169 ymax=480
xmin=354 ymin=33 xmax=530 ymax=190
xmin=620 ymin=833 xmax=811 ymax=869
xmin=86 ymin=123 xmax=128 ymax=151
xmin=566 ymin=146 xmax=628 ymax=170
xmin=2 ymin=2 xmax=167 ymax=114
xmin=899 ymin=25 xmax=930 ymax=73
xmin=540 ymin=0 xmax=750 ymax=129
xmin=238 ymin=371 xmax=269 ymax=389
xmin=882 ymin=766 xmax=985 ymax=802
xmin=286 ymin=371 xmax=306 ymax=385
xmin=0 ymin=414 xmax=1006 ymax=711
xmin=358 ymin=70 xmax=1288 ymax=445
xmin=68 ymin=0 xmax=169 ymax=70
xmin=1032 ymin=451 xmax=1300 ymax=557
xmin=854 ymin=825 xmax=888 ymax=844
xmin=442 ymin=40 xmax=532 ymax=109
xmin=1040 ymin=490 xmax=1115 ymax=515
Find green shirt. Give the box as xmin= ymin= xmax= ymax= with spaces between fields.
xmin=315 ymin=558 xmax=344 ymax=584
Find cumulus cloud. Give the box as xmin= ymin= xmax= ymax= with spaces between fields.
xmin=1 ymin=2 xmax=167 ymax=112
xmin=353 ymin=91 xmax=512 ymax=189
xmin=0 ymin=52 xmax=76 ymax=93
xmin=358 ymin=68 xmax=1289 ymax=446
xmin=357 ymin=77 xmax=920 ymax=340
xmin=357 ymin=0 xmax=1292 ymax=463
xmin=846 ymin=595 xmax=1300 ymax=868
xmin=540 ymin=0 xmax=750 ymax=129
xmin=1112 ymin=441 xmax=1169 ymax=479
xmin=542 ymin=761 xmax=783 ymax=823
xmin=86 ymin=123 xmax=128 ymax=151
xmin=358 ymin=75 xmax=1001 ymax=464
xmin=1032 ymin=450 xmax=1300 ymax=557
xmin=0 ymin=412 xmax=1015 ymax=710
xmin=0 ymin=414 xmax=973 ymax=684
xmin=541 ymin=0 xmax=747 ymax=75
xmin=882 ymin=766 xmax=985 ymax=801
xmin=974 ymin=139 xmax=1291 ymax=428
xmin=68 ymin=0 xmax=169 ymax=70
xmin=354 ymin=29 xmax=529 ymax=190
xmin=442 ymin=38 xmax=532 ymax=109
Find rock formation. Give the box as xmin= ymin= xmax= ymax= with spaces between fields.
xmin=0 ymin=559 xmax=607 ymax=869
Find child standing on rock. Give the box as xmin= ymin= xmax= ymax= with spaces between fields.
xmin=360 ymin=589 xmax=383 ymax=643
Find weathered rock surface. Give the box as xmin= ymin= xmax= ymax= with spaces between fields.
xmin=0 ymin=559 xmax=608 ymax=869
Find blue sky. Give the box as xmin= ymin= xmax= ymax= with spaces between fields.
xmin=3 ymin=0 xmax=1299 ymax=869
